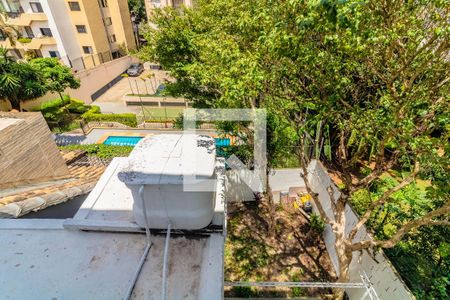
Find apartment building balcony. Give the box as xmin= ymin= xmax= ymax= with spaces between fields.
xmin=7 ymin=13 xmax=47 ymax=26
xmin=15 ymin=36 xmax=56 ymax=50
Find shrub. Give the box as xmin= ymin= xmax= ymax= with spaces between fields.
xmin=59 ymin=144 xmax=134 ymax=158
xmin=310 ymin=213 xmax=326 ymax=235
xmin=18 ymin=37 xmax=32 ymax=44
xmin=66 ymin=98 xmax=91 ymax=114
xmin=81 ymin=107 xmax=137 ymax=127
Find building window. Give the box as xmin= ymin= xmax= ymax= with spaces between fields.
xmin=82 ymin=46 xmax=93 ymax=54
xmin=49 ymin=51 xmax=60 ymax=58
xmin=109 ymin=34 xmax=116 ymax=43
xmin=103 ymin=17 xmax=112 ymax=26
xmin=30 ymin=2 xmax=43 ymax=13
xmin=100 ymin=0 xmax=108 ymax=7
xmin=76 ymin=25 xmax=87 ymax=33
xmin=24 ymin=26 xmax=34 ymax=38
xmin=40 ymin=28 xmax=53 ymax=37
xmin=68 ymin=1 xmax=81 ymax=11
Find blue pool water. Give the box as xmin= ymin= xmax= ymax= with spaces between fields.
xmin=103 ymin=136 xmax=143 ymax=146
xmin=103 ymin=136 xmax=231 ymax=148
xmin=215 ymin=138 xmax=230 ymax=147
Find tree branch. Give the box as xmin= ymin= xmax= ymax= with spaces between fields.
xmin=347 ymin=162 xmax=420 ymax=241
xmin=350 ymin=200 xmax=450 ymax=251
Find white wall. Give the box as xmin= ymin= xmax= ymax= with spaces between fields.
xmin=306 ymin=160 xmax=415 ymax=300
xmin=45 ymin=0 xmax=83 ymax=69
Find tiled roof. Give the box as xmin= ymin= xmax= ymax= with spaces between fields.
xmin=0 ymin=151 xmax=107 ymax=218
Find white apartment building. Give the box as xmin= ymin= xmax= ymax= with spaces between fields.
xmin=0 ymin=0 xmax=136 ymax=71
xmin=144 ymin=0 xmax=194 ymax=20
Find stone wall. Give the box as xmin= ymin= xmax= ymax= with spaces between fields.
xmin=0 ymin=112 xmax=70 ymax=187
xmin=306 ymin=160 xmax=414 ymax=300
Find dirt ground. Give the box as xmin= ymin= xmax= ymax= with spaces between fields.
xmin=225 ymin=201 xmax=336 ymax=298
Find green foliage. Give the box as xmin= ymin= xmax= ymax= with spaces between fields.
xmin=82 ymin=106 xmax=138 ymax=127
xmin=32 ymin=95 xmax=90 ymax=128
xmin=0 ymin=47 xmax=47 ymax=110
xmin=128 ymin=0 xmax=147 ymax=22
xmin=30 ymin=57 xmax=80 ymax=99
xmin=141 ymin=1 xmax=450 ymax=297
xmin=291 ymin=273 xmax=305 ymax=297
xmin=229 ymin=286 xmax=259 ymax=298
xmin=351 ymin=176 xmax=449 ymax=300
xmin=17 ymin=37 xmax=31 ymax=43
xmin=309 ymin=213 xmax=326 ymax=235
xmin=59 ymin=144 xmax=133 ymax=158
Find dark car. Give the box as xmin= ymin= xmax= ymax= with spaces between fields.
xmin=126 ymin=63 xmax=144 ymax=76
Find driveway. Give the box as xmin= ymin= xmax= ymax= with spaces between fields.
xmin=93 ymin=67 xmax=172 ymax=114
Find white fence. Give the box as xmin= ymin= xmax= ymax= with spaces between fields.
xmin=306 ymin=160 xmax=415 ymax=300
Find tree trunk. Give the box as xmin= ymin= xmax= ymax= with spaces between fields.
xmin=9 ymin=97 xmax=21 ymax=111
xmin=335 ymin=243 xmax=352 ymax=299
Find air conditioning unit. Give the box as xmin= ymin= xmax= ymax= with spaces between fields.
xmin=118 ymin=134 xmax=217 ymax=230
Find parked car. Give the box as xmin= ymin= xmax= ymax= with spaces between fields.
xmin=126 ymin=63 xmax=144 ymax=76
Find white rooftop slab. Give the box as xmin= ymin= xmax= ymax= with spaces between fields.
xmin=118 ymin=134 xmax=216 ymax=185
xmin=0 ymin=133 xmax=226 ymax=299
xmin=0 ymin=117 xmax=21 ymax=131
xmin=0 ymin=220 xmax=224 ymax=300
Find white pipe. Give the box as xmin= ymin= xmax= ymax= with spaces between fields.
xmin=124 ymin=185 xmax=152 ymax=300
xmin=162 ymin=223 xmax=171 ymax=300
xmin=140 ymin=185 xmax=151 ymax=245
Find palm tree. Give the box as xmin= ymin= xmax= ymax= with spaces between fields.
xmin=0 ymin=11 xmax=19 ymax=47
xmin=0 ymin=47 xmax=47 ymax=111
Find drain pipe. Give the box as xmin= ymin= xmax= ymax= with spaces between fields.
xmin=124 ymin=185 xmax=152 ymax=300
xmin=162 ymin=223 xmax=171 ymax=300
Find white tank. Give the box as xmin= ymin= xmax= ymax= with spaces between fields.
xmin=118 ymin=134 xmax=216 ymax=230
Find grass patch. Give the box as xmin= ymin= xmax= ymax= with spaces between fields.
xmin=141 ymin=107 xmax=184 ymax=121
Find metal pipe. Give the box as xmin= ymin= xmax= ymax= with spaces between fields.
xmin=123 ymin=243 xmax=151 ymax=300
xmin=124 ymin=185 xmax=152 ymax=300
xmin=162 ymin=223 xmax=171 ymax=300
xmin=224 ymin=281 xmax=366 ymax=289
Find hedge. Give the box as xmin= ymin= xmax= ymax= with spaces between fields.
xmin=82 ymin=106 xmax=137 ymax=127
xmin=59 ymin=144 xmax=133 ymax=158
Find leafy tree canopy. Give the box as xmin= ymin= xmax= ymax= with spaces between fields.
xmin=139 ymin=1 xmax=449 ymax=298
xmin=30 ymin=58 xmax=80 ymax=100
xmin=0 ymin=48 xmax=47 ymax=110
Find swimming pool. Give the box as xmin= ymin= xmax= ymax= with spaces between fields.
xmin=103 ymin=136 xmax=231 ymax=148
xmin=103 ymin=136 xmax=143 ymax=146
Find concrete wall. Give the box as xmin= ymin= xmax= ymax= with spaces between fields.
xmin=69 ymin=55 xmax=134 ymax=103
xmin=0 ymin=55 xmax=134 ymax=111
xmin=224 ymin=170 xmax=255 ymax=202
xmin=306 ymin=160 xmax=414 ymax=300
xmin=0 ymin=112 xmax=69 ymax=187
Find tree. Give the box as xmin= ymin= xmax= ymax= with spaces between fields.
xmin=30 ymin=58 xmax=80 ymax=101
xmin=0 ymin=47 xmax=47 ymax=111
xmin=0 ymin=11 xmax=19 ymax=46
xmin=139 ymin=1 xmax=450 ymax=298
xmin=128 ymin=0 xmax=147 ymax=23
